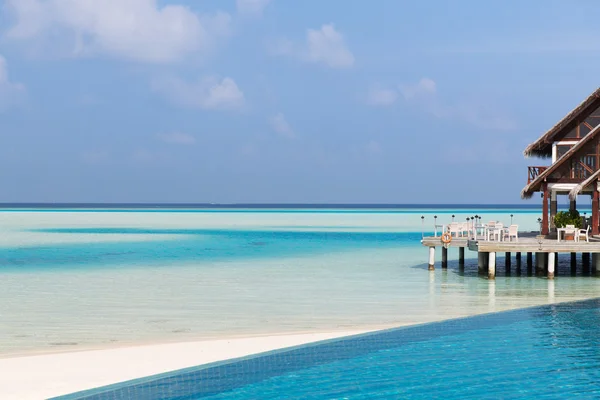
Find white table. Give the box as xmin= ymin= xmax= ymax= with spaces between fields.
xmin=557 ymin=228 xmax=578 ymax=243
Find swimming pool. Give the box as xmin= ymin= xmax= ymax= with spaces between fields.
xmin=55 ymin=298 xmax=600 ymax=399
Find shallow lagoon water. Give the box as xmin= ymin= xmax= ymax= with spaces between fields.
xmin=1 ymin=208 xmax=599 ymax=358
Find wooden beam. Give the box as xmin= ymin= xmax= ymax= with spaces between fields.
xmin=593 ymin=188 xmax=599 ymax=235
xmin=542 ymin=183 xmax=549 ymax=235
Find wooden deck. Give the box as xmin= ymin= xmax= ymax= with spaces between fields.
xmin=422 ymin=232 xmax=600 ymax=253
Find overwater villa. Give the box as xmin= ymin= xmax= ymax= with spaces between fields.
xmin=522 ymin=87 xmax=600 ymax=236
xmin=423 ymin=87 xmax=600 ymax=279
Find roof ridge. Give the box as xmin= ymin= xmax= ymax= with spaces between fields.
xmin=521 ymin=123 xmax=600 ymax=199
xmin=568 ymin=169 xmax=600 ymax=200
xmin=523 ymin=87 xmax=600 ymax=158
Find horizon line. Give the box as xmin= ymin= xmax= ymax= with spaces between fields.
xmin=0 ymin=202 xmax=566 ymax=209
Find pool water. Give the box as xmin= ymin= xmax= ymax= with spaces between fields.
xmin=57 ymin=298 xmax=600 ymax=399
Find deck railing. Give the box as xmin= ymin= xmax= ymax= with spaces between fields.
xmin=527 ymin=166 xmax=548 ymax=184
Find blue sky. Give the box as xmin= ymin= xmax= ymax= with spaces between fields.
xmin=0 ymin=0 xmax=599 ymax=204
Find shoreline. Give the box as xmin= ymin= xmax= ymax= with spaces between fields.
xmin=2 ymin=298 xmax=597 ymax=400
xmin=0 ymin=328 xmax=382 ymax=400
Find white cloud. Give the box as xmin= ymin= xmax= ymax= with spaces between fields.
xmin=367 ymin=86 xmax=397 ymax=106
xmin=0 ymin=55 xmax=25 ymax=110
xmin=399 ymin=77 xmax=516 ymax=131
xmin=236 ymin=0 xmax=271 ymax=16
xmin=5 ymin=0 xmax=231 ymax=63
xmin=152 ymin=76 xmax=245 ymax=111
xmin=269 ymin=113 xmax=294 ymax=138
xmin=273 ymin=24 xmax=354 ymax=68
xmin=399 ymin=78 xmax=437 ymax=100
xmin=157 ymin=132 xmax=196 ymax=145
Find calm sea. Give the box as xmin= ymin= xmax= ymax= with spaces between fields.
xmin=1 ymin=205 xmax=598 ymax=357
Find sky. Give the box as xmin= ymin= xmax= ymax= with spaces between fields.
xmin=0 ymin=0 xmax=599 ymax=204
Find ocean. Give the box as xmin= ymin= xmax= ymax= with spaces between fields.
xmin=1 ymin=206 xmax=599 ymax=358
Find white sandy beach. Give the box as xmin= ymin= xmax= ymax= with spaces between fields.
xmin=0 ymin=330 xmax=374 ymax=400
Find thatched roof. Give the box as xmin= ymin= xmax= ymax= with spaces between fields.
xmin=568 ymin=169 xmax=600 ymax=200
xmin=523 ymin=87 xmax=600 ymax=158
xmin=521 ymin=123 xmax=600 ymax=199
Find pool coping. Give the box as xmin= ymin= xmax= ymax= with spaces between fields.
xmin=51 ymin=298 xmax=599 ymax=399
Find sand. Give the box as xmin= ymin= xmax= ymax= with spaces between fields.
xmin=0 ymin=330 xmax=373 ymax=400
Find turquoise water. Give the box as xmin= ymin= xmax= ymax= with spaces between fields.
xmin=0 ymin=229 xmax=419 ymax=271
xmin=56 ymin=299 xmax=600 ymax=399
xmin=2 ymin=207 xmax=600 ymax=358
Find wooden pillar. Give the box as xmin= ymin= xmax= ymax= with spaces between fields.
xmin=428 ymin=247 xmax=435 ymax=270
xmin=593 ymin=253 xmax=600 ymax=274
xmin=550 ymin=191 xmax=557 ymax=231
xmin=459 ymin=247 xmax=465 ymax=267
xmin=526 ymin=252 xmax=532 ymax=267
xmin=442 ymin=246 xmax=448 ymax=269
xmin=536 ymin=252 xmax=545 ymax=275
xmin=488 ymin=252 xmax=496 ymax=280
xmin=505 ymin=252 xmax=511 ymax=274
xmin=593 ymin=188 xmax=599 ymax=236
xmin=478 ymin=252 xmax=485 ymax=274
xmin=571 ymin=252 xmax=577 ymax=275
xmin=583 ymin=252 xmax=590 ymax=274
xmin=516 ymin=252 xmax=522 ymax=274
xmin=548 ymin=252 xmax=555 ymax=279
xmin=542 ymin=183 xmax=549 ymax=235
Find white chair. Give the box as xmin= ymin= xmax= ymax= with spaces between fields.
xmin=491 ymin=223 xmax=504 ymax=241
xmin=565 ymin=225 xmax=577 ymax=242
xmin=503 ymin=225 xmax=519 ymax=242
xmin=578 ymin=226 xmax=590 ymax=243
xmin=447 ymin=223 xmax=461 ymax=237
xmin=459 ymin=222 xmax=470 ymax=237
xmin=485 ymin=222 xmax=496 ymax=241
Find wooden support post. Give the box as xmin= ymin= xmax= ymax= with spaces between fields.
xmin=516 ymin=252 xmax=522 ymax=274
xmin=459 ymin=247 xmax=465 ymax=266
xmin=442 ymin=246 xmax=448 ymax=269
xmin=583 ymin=252 xmax=590 ymax=274
xmin=505 ymin=252 xmax=511 ymax=267
xmin=571 ymin=252 xmax=577 ymax=275
xmin=428 ymin=247 xmax=435 ymax=271
xmin=536 ymin=252 xmax=545 ymax=275
xmin=548 ymin=252 xmax=555 ymax=279
xmin=593 ymin=253 xmax=600 ymax=274
xmin=527 ymin=252 xmax=533 ymax=267
xmin=594 ymin=189 xmax=600 ymax=236
xmin=550 ymin=191 xmax=557 ymax=232
xmin=542 ymin=183 xmax=549 ymax=236
xmin=478 ymin=252 xmax=485 ymax=274
xmin=488 ymin=252 xmax=496 ymax=280
xmin=555 ymin=252 xmax=558 ymax=268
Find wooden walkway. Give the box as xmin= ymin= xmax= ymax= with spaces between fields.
xmin=421 ymin=232 xmax=600 ymax=279
xmin=422 ymin=232 xmax=600 ymax=253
